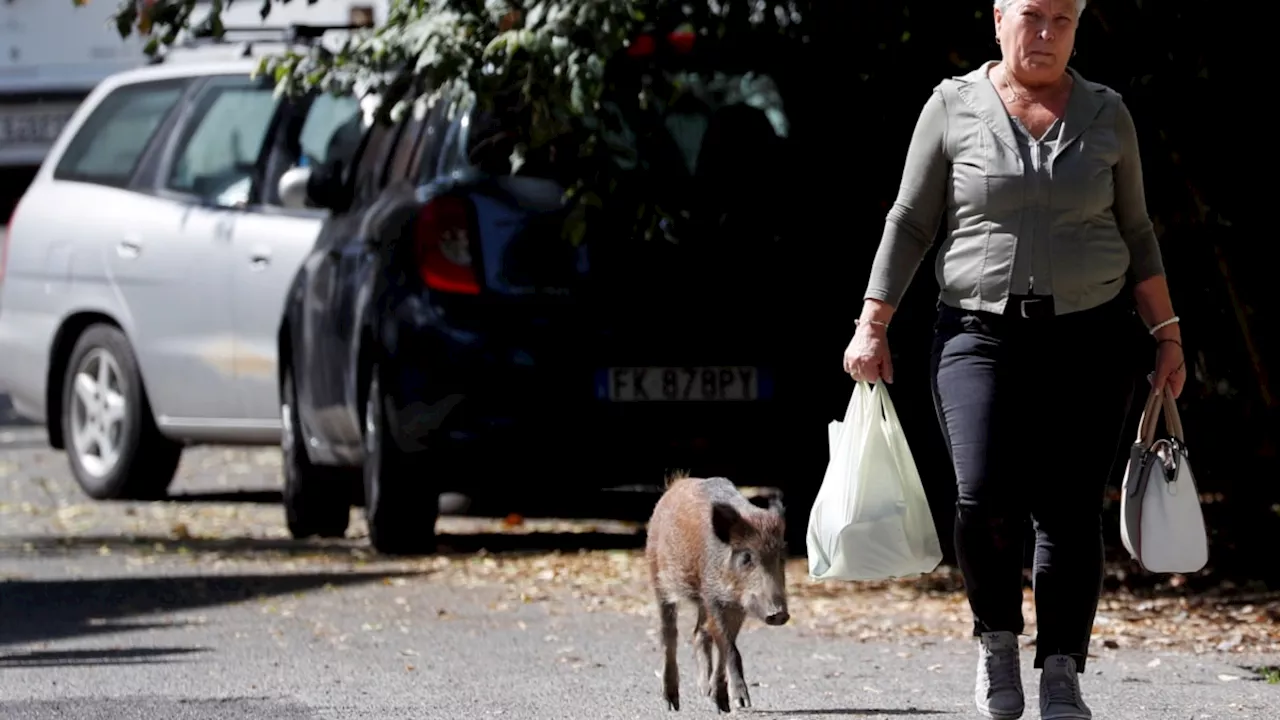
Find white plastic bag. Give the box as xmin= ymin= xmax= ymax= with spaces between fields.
xmin=806 ymin=381 xmax=943 ymax=581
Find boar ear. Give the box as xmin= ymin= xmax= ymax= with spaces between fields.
xmin=710 ymin=502 xmax=741 ymax=544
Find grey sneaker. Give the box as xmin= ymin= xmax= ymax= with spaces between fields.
xmin=1039 ymin=654 xmax=1092 ymax=720
xmin=975 ymin=631 xmax=1024 ymax=719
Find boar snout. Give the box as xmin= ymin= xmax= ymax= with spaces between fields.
xmin=744 ymin=572 xmax=789 ymax=627
xmin=762 ymin=592 xmax=789 ymax=625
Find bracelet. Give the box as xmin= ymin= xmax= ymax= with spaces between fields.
xmin=1156 ymin=338 xmax=1182 ymax=348
xmin=856 ymin=318 xmax=889 ymax=329
xmin=1148 ymin=315 xmax=1180 ymax=335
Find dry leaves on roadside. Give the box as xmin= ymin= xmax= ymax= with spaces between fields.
xmin=370 ymin=549 xmax=1280 ymax=657
xmin=6 ymin=500 xmax=1277 ymax=658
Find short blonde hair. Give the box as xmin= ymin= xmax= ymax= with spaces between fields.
xmin=994 ymin=0 xmax=1087 ymax=18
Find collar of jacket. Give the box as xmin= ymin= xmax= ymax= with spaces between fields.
xmin=943 ymin=60 xmax=1112 ymax=167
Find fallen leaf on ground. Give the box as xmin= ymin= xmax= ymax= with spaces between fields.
xmin=5 ymin=506 xmax=1277 ymax=656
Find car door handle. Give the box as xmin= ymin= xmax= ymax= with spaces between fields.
xmin=214 ymin=217 xmax=235 ymax=243
xmin=116 ymin=237 xmax=143 ymax=259
xmin=249 ymin=247 xmax=272 ymax=270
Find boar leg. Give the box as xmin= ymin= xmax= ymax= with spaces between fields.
xmin=706 ymin=603 xmax=744 ymax=713
xmin=692 ymin=603 xmax=714 ymax=697
xmin=719 ymin=606 xmax=751 ymax=709
xmin=659 ymin=600 xmax=680 ymax=711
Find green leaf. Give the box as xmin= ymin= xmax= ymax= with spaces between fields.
xmin=91 ymin=0 xmax=817 ymax=249
xmin=113 ymin=5 xmax=137 ymax=39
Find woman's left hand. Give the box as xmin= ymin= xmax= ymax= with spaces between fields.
xmin=1151 ymin=339 xmax=1187 ymax=399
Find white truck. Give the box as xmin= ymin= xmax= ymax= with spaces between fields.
xmin=208 ymin=0 xmax=389 ymax=29
xmin=0 ymin=0 xmax=388 ymax=173
xmin=0 ymin=0 xmax=149 ymax=171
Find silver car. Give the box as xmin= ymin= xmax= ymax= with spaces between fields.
xmin=0 ymin=43 xmax=361 ymax=500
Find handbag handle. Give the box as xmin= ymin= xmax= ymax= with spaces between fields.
xmin=1135 ymin=386 xmax=1185 ymax=449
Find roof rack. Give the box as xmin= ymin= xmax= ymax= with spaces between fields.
xmin=160 ymin=22 xmax=371 ymax=60
xmin=187 ymin=22 xmax=368 ymax=44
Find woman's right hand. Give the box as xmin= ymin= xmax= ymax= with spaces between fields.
xmin=842 ymin=322 xmax=894 ymax=384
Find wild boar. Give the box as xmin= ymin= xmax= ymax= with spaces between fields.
xmin=645 ymin=472 xmax=790 ymax=713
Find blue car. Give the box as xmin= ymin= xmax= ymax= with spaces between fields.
xmin=276 ymin=47 xmax=825 ymax=555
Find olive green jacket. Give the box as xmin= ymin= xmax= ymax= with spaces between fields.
xmin=864 ymin=62 xmax=1164 ymax=315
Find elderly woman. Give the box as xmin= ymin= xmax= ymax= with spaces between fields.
xmin=842 ymin=1 xmax=1185 ymax=718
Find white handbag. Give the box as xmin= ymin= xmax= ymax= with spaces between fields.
xmin=1119 ymin=387 xmax=1209 ymax=574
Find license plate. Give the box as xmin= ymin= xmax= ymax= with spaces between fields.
xmin=598 ymin=366 xmax=765 ymax=402
xmin=0 ymin=107 xmax=74 ymax=147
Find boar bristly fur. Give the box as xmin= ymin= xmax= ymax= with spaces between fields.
xmin=645 ymin=473 xmax=789 ymax=713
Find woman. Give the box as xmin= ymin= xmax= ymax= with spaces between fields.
xmin=842 ymin=1 xmax=1185 ymax=719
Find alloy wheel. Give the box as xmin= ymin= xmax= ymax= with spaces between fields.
xmin=68 ymin=348 xmax=128 ymax=478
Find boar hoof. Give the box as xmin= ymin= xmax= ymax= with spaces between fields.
xmin=663 ymin=680 xmax=679 ymax=711
xmin=732 ymin=689 xmax=751 ymax=709
xmin=714 ymin=686 xmax=732 ymax=714
xmin=665 ymin=676 xmax=686 ymax=707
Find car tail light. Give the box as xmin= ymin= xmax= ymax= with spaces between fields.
xmin=414 ymin=195 xmax=480 ymax=295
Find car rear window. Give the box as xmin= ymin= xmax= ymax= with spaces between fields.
xmin=53 ymin=79 xmax=188 ymax=187
xmin=459 ymin=70 xmax=793 ymax=241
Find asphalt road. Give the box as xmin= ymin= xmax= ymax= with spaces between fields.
xmin=2 ymin=396 xmax=1279 ymax=718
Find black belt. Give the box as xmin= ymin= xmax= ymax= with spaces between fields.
xmin=1004 ymin=294 xmax=1055 ymax=319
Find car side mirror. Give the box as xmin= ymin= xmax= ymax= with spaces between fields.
xmin=278 ymin=165 xmax=313 ymax=210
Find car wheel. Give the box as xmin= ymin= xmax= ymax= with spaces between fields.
xmin=61 ymin=324 xmax=182 ymax=500
xmin=281 ymin=367 xmax=354 ymax=539
xmin=363 ymin=366 xmax=439 ymax=555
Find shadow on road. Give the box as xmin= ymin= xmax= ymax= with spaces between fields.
xmin=0 ymin=535 xmax=370 ymax=560
xmin=113 ymin=483 xmax=668 ymax=520
xmin=0 ymin=526 xmax=648 ymax=649
xmin=0 ymin=646 xmax=209 ymax=668
xmin=2 ymin=528 xmax=647 ymax=560
xmin=0 ymin=570 xmax=414 ymax=647
xmin=165 ymin=490 xmax=284 ymax=504
xmin=437 ymin=530 xmax=645 ymax=554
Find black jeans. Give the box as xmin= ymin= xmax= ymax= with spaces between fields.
xmin=929 ymin=294 xmax=1137 ymax=673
